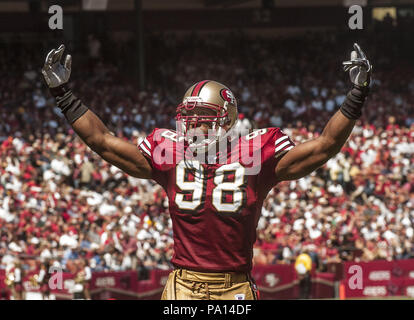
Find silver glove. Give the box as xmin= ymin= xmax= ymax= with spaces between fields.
xmin=342 ymin=43 xmax=372 ymax=88
xmin=41 ymin=44 xmax=72 ymax=88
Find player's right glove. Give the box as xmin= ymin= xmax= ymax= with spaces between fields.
xmin=41 ymin=44 xmax=88 ymax=124
xmin=342 ymin=43 xmax=372 ymax=89
xmin=340 ymin=43 xmax=372 ymax=120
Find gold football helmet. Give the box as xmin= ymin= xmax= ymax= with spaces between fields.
xmin=176 ymin=80 xmax=238 ymax=152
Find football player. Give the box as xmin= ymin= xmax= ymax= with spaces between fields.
xmin=42 ymin=43 xmax=371 ymax=300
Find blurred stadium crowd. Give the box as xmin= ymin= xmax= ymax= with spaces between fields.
xmin=0 ymin=29 xmax=413 ymax=291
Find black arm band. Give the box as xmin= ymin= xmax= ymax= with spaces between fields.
xmin=339 ymin=86 xmax=369 ymax=120
xmin=55 ymin=88 xmax=89 ymax=124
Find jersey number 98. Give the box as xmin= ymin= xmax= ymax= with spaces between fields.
xmin=175 ymin=160 xmax=247 ymax=214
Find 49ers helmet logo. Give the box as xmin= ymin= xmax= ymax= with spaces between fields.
xmin=220 ymin=88 xmax=236 ymax=105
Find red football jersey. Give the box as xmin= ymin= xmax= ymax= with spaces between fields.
xmin=138 ymin=127 xmax=295 ymax=272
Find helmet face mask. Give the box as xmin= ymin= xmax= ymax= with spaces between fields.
xmin=176 ymin=80 xmax=238 ymax=153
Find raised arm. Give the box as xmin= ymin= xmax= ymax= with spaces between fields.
xmin=274 ymin=43 xmax=372 ymax=183
xmin=41 ymin=44 xmax=152 ymax=179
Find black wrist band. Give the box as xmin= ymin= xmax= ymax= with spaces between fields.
xmin=55 ymin=90 xmax=89 ymax=124
xmin=339 ymin=85 xmax=369 ymax=120
xmin=49 ymin=83 xmax=71 ymax=97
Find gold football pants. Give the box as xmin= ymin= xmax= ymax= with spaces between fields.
xmin=161 ymin=268 xmax=259 ymax=300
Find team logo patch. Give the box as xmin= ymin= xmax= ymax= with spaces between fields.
xmin=220 ymin=89 xmax=235 ymax=104
xmin=234 ymin=294 xmax=245 ymax=300
xmin=265 ymin=273 xmax=280 ymax=287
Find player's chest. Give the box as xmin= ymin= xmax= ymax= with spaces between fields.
xmin=165 ymin=161 xmax=259 ymax=214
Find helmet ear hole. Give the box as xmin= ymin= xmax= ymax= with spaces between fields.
xmin=224 ymin=116 xmax=231 ymax=126
xmin=220 ymin=101 xmax=230 ymax=126
xmin=218 ymin=116 xmax=229 ymax=127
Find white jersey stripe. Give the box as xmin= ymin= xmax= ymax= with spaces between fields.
xmin=139 ymin=143 xmax=151 ymax=157
xmin=274 ymin=135 xmax=288 ymax=146
xmin=275 ymin=140 xmax=291 ymax=153
xmin=275 ymin=145 xmax=294 ymax=159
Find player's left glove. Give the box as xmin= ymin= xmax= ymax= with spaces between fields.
xmin=340 ymin=43 xmax=372 ymax=120
xmin=342 ymin=43 xmax=372 ymax=89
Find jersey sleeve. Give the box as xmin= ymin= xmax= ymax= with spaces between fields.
xmin=137 ymin=131 xmax=154 ymax=160
xmin=272 ymin=129 xmax=296 ymax=160
xmin=259 ymin=127 xmax=295 ymax=162
xmin=137 ymin=128 xmax=170 ymax=188
xmin=259 ymin=127 xmax=296 ymax=185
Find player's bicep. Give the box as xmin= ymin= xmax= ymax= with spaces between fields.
xmin=99 ymin=132 xmax=153 ymax=179
xmin=274 ymin=137 xmax=332 ymax=182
